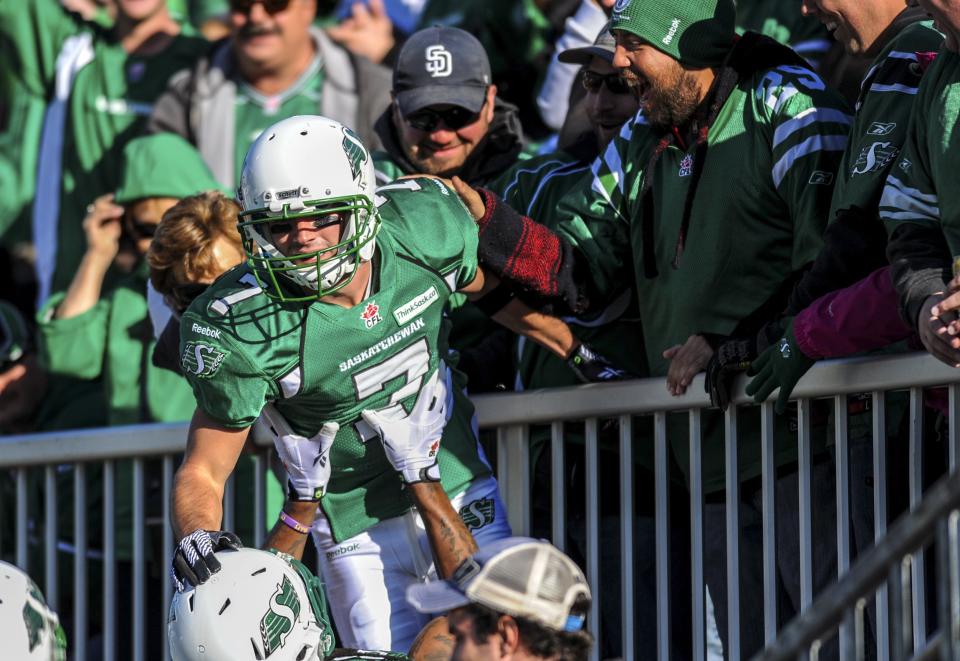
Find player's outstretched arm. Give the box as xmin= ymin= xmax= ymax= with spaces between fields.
xmin=172 ymin=409 xmax=250 ymax=539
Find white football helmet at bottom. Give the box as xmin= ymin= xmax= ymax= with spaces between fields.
xmin=168 ymin=548 xmax=335 ymax=661
xmin=0 ymin=560 xmax=67 ymax=660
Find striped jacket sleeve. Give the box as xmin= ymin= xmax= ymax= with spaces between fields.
xmin=760 ymin=65 xmax=853 ymax=270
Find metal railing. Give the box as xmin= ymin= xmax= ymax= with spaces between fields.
xmin=1 ymin=351 xmax=959 ymax=660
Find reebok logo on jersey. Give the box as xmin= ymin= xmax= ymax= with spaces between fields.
xmin=425 ymin=45 xmax=453 ymax=77
xmin=191 ymin=323 xmax=221 ymax=339
xmin=808 ymin=171 xmax=834 ymax=186
xmin=662 ymin=18 xmax=681 ymax=46
xmin=852 ymin=142 xmax=899 ymax=176
xmin=361 ymin=301 xmax=383 ymax=329
xmin=459 ymin=497 xmax=496 ymax=531
xmin=393 ymin=286 xmax=439 ymax=325
xmin=325 ymin=542 xmax=361 ymax=561
xmin=678 ymin=154 xmax=694 ymax=177
xmin=867 ymin=121 xmax=896 ymax=136
xmin=181 ymin=342 xmax=227 ymax=378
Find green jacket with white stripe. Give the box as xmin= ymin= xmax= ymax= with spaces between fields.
xmin=881 ymin=47 xmax=960 ymax=328
xmin=531 ymin=51 xmax=851 ymax=492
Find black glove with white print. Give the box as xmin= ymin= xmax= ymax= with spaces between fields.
xmin=567 ymin=343 xmax=631 ymax=383
xmin=171 ymin=529 xmax=243 ymax=592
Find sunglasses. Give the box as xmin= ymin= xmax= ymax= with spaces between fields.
xmin=229 ymin=0 xmax=291 ymax=14
xmin=582 ymin=71 xmax=638 ymax=95
xmin=404 ymin=106 xmax=482 ymax=132
xmin=127 ymin=218 xmax=159 ymax=239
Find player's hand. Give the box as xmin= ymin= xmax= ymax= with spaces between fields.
xmin=566 ymin=342 xmax=631 ymax=383
xmin=745 ymin=320 xmax=815 ymax=414
xmin=361 ymin=367 xmax=450 ymax=484
xmin=261 ymin=404 xmax=339 ymax=501
xmin=704 ymin=337 xmax=755 ymax=410
xmin=82 ymin=193 xmax=124 ymax=263
xmin=171 ymin=529 xmax=242 ymax=592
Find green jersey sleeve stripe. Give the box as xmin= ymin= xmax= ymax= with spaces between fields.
xmin=771 ymin=134 xmax=848 ymax=188
xmin=772 ymin=107 xmax=853 ymax=149
xmin=499 ymin=158 xmax=571 ymax=199
xmin=879 ymin=175 xmax=941 ymax=222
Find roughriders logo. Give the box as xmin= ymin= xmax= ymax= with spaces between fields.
xmin=181 ymin=341 xmax=227 ymax=378
xmin=260 ymin=575 xmax=301 ymax=657
xmin=612 ymin=0 xmax=631 ymax=16
xmin=678 ymin=154 xmax=694 ymax=177
xmin=425 ymin=45 xmax=453 ymax=77
xmin=342 ymin=127 xmax=368 ymax=181
xmin=361 ymin=301 xmax=383 ymax=328
xmin=459 ymin=497 xmax=496 ymax=531
xmin=852 ymin=141 xmax=899 ymax=176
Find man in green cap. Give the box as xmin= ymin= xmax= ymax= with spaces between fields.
xmin=460 ymin=0 xmax=852 ymax=654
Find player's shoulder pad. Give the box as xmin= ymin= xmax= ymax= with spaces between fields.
xmin=376 ymin=176 xmax=476 ymax=272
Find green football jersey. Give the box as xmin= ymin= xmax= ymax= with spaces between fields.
xmin=233 ymin=55 xmax=326 ymax=185
xmin=831 ymin=20 xmax=943 ymax=221
xmin=880 ymin=47 xmax=960 ymax=256
xmin=180 ymin=177 xmax=491 ymax=542
xmin=547 ymin=64 xmax=850 ymax=493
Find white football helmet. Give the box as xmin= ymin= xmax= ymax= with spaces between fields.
xmin=237 ymin=115 xmax=380 ymax=301
xmin=168 ymin=548 xmax=336 ymax=661
xmin=0 ymin=561 xmax=67 ymax=660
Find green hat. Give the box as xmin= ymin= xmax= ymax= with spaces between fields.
xmin=0 ymin=301 xmax=29 ymax=364
xmin=609 ymin=0 xmax=736 ymax=68
xmin=114 ymin=133 xmax=225 ymax=205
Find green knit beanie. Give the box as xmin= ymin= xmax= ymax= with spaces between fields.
xmin=114 ymin=133 xmax=225 ymax=205
xmin=609 ymin=0 xmax=736 ymax=68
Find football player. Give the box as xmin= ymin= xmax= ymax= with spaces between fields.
xmin=168 ymin=114 xmax=607 ymax=650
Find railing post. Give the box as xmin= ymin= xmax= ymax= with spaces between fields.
xmin=798 ymin=399 xmax=813 ymax=612
xmin=725 ymin=406 xmax=741 ymax=661
xmin=908 ymin=388 xmax=926 ymax=654
xmin=834 ymin=396 xmax=852 ymax=660
xmin=655 ymin=412 xmax=671 ymax=660
xmin=551 ymin=422 xmax=566 ymax=552
xmin=691 ymin=409 xmax=706 ymax=661
xmin=74 ymin=464 xmax=87 ymax=661
xmin=496 ymin=424 xmax=531 ymax=537
xmin=620 ymin=416 xmax=635 ymax=659
xmin=761 ymin=401 xmax=778 ymax=646
xmin=873 ymin=391 xmax=889 ymax=661
xmin=104 ymin=461 xmax=116 ymax=661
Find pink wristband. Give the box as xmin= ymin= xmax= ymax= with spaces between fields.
xmin=278 ymin=511 xmax=310 ymax=535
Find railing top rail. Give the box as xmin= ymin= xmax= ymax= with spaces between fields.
xmin=1 ymin=352 xmax=959 ymax=466
xmin=752 ymin=468 xmax=960 ymax=661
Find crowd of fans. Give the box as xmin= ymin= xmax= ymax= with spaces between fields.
xmin=2 ymin=0 xmax=960 ymax=659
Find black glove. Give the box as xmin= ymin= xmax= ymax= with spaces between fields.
xmin=567 ymin=343 xmax=631 ymax=383
xmin=171 ymin=529 xmax=242 ymax=592
xmin=704 ymin=337 xmax=756 ymax=410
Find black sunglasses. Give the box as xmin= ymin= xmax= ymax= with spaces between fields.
xmin=229 ymin=0 xmax=291 ymax=14
xmin=582 ymin=70 xmax=638 ymax=95
xmin=404 ymin=106 xmax=482 ymax=132
xmin=127 ymin=219 xmax=159 ymax=239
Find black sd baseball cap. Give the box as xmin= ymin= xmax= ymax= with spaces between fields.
xmin=393 ymin=26 xmax=492 ymax=115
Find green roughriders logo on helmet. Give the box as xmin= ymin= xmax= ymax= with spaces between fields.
xmin=260 ymin=575 xmax=302 ymax=656
xmin=342 ymin=127 xmax=368 ymax=181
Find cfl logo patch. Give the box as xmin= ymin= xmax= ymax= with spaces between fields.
xmin=425 ymin=45 xmax=453 ymax=78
